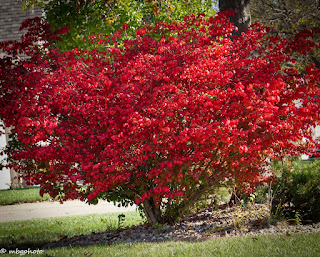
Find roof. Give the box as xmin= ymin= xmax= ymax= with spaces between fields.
xmin=0 ymin=0 xmax=42 ymax=42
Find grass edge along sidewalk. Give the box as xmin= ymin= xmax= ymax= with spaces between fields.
xmin=0 ymin=211 xmax=145 ymax=250
xmin=0 ymin=187 xmax=51 ymax=205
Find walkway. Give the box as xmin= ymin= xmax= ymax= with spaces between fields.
xmin=0 ymin=200 xmax=137 ymax=222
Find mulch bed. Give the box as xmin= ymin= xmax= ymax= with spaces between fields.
xmin=45 ymin=203 xmax=320 ymax=248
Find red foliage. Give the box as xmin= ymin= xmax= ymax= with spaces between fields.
xmin=1 ymin=12 xmax=320 ymax=213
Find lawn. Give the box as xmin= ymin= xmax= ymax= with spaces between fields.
xmin=0 ymin=211 xmax=145 ymax=250
xmin=43 ymin=232 xmax=320 ymax=257
xmin=0 ymin=211 xmax=319 ymax=257
xmin=1 ymin=187 xmax=319 ymax=256
xmin=0 ymin=187 xmax=51 ymax=205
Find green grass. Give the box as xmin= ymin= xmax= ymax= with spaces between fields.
xmin=2 ymin=232 xmax=319 ymax=257
xmin=43 ymin=232 xmax=320 ymax=257
xmin=0 ymin=187 xmax=51 ymax=205
xmin=0 ymin=211 xmax=145 ymax=250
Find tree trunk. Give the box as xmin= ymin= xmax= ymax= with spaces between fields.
xmin=176 ymin=185 xmax=208 ymax=218
xmin=142 ymin=198 xmax=163 ymax=224
xmin=219 ymin=0 xmax=251 ymax=36
xmin=219 ymin=1 xmax=252 ymax=204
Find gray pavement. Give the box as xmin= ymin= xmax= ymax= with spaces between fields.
xmin=0 ymin=200 xmax=137 ymax=222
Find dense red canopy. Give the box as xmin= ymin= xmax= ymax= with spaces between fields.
xmin=1 ymin=12 xmax=319 ymax=223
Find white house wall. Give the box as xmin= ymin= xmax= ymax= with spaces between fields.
xmin=0 ymin=123 xmax=10 ymax=189
xmin=0 ymin=0 xmax=42 ymax=189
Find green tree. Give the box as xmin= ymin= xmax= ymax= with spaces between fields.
xmin=25 ymin=0 xmax=217 ymax=51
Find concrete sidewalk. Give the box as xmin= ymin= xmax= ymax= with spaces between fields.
xmin=0 ymin=200 xmax=137 ymax=223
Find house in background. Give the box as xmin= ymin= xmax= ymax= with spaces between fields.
xmin=301 ymin=126 xmax=320 ymax=160
xmin=0 ymin=0 xmax=42 ymax=189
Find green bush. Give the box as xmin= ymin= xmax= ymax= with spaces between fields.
xmin=270 ymin=159 xmax=320 ymax=222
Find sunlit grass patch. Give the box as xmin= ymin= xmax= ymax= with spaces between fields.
xmin=0 ymin=187 xmax=51 ymax=205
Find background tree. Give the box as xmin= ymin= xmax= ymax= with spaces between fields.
xmin=25 ymin=0 xmax=256 ymax=46
xmin=251 ymin=0 xmax=320 ymax=37
xmin=24 ymin=0 xmax=217 ymax=51
xmin=219 ymin=0 xmax=251 ymax=35
xmin=251 ymin=0 xmax=320 ymax=68
xmin=218 ymin=0 xmax=252 ymax=203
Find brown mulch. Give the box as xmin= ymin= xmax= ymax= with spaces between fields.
xmin=44 ymin=203 xmax=320 ymax=249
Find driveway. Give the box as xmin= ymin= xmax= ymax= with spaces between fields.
xmin=0 ymin=200 xmax=137 ymax=222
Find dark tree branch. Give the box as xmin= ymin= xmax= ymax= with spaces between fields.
xmin=219 ymin=0 xmax=251 ymax=36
